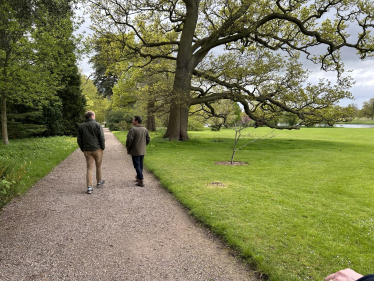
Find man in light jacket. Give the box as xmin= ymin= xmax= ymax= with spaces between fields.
xmin=126 ymin=116 xmax=150 ymax=187
xmin=77 ymin=111 xmax=105 ymax=194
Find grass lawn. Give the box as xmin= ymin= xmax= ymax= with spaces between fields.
xmin=0 ymin=136 xmax=78 ymax=208
xmin=115 ymin=127 xmax=374 ymax=281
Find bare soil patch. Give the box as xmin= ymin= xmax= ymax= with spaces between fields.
xmin=207 ymin=181 xmax=227 ymax=188
xmin=215 ymin=161 xmax=248 ymax=166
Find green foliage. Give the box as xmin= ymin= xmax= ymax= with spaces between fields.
xmin=81 ymin=74 xmax=108 ymax=123
xmin=114 ymin=128 xmax=374 ymax=281
xmin=105 ymin=109 xmax=132 ymax=131
xmin=3 ymin=111 xmax=47 ymax=139
xmin=57 ymin=64 xmax=86 ymax=136
xmin=0 ymin=162 xmax=25 ymax=209
xmin=202 ymin=100 xmax=242 ymax=130
xmin=337 ymin=118 xmax=374 ymax=125
xmin=0 ymin=179 xmax=14 ymax=194
xmin=116 ymin=120 xmax=131 ymax=131
xmin=0 ymin=135 xmax=78 ymax=208
xmin=89 ymin=35 xmax=119 ymax=97
xmin=0 ymin=1 xmax=84 ymax=143
xmin=187 ymin=119 xmax=205 ymax=131
xmin=88 ymin=33 xmax=176 ymax=130
xmin=358 ymin=98 xmax=374 ymax=119
xmin=4 ymin=52 xmax=85 ymax=139
xmin=210 ymin=125 xmax=222 ymax=131
xmin=85 ymin=0 xmax=374 ymax=140
xmin=42 ymin=100 xmax=64 ymax=136
xmin=278 ymin=113 xmax=300 ymax=127
xmin=6 ymin=122 xmax=47 ymax=139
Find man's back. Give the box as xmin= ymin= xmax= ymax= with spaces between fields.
xmin=126 ymin=124 xmax=150 ymax=156
xmin=77 ymin=119 xmax=105 ymax=152
xmin=76 ymin=111 xmax=106 ymax=194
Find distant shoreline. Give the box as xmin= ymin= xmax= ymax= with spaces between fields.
xmin=336 ymin=119 xmax=374 ymax=125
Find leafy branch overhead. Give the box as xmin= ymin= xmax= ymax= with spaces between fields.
xmin=85 ymin=0 xmax=374 ymax=140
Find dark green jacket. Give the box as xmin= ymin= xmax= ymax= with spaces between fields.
xmin=126 ymin=124 xmax=150 ymax=156
xmin=77 ymin=119 xmax=105 ymax=152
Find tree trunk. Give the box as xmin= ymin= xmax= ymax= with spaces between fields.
xmin=147 ymin=115 xmax=156 ymax=131
xmin=147 ymin=102 xmax=156 ymax=131
xmin=163 ymin=0 xmax=199 ymax=141
xmin=1 ymin=94 xmax=9 ymax=145
xmin=163 ymin=87 xmax=191 ymax=141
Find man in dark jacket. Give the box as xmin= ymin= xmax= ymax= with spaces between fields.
xmin=77 ymin=111 xmax=105 ymax=194
xmin=126 ymin=116 xmax=150 ymax=187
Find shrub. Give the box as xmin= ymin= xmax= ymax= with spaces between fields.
xmin=0 ymin=162 xmax=26 ymax=209
xmin=278 ymin=113 xmax=300 ymax=126
xmin=6 ymin=122 xmax=47 ymax=139
xmin=116 ymin=120 xmax=131 ymax=131
xmin=106 ymin=109 xmax=136 ymax=131
xmin=187 ymin=119 xmax=205 ymax=131
xmin=210 ymin=124 xmax=223 ymax=131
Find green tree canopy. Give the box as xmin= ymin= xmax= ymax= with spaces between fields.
xmin=0 ymin=0 xmax=84 ymax=144
xmin=359 ymin=98 xmax=374 ymax=119
xmin=89 ymin=36 xmax=119 ymax=97
xmin=81 ymin=74 xmax=108 ymax=123
xmin=85 ymin=0 xmax=374 ymax=140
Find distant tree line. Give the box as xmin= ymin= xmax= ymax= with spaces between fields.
xmin=349 ymin=99 xmax=374 ymax=120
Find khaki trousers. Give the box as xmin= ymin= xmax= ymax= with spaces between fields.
xmin=84 ymin=149 xmax=103 ymax=187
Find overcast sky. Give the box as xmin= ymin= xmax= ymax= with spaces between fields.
xmin=303 ymin=46 xmax=374 ymax=109
xmin=76 ymin=10 xmax=374 ymax=109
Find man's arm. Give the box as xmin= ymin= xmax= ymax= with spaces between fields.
xmin=146 ymin=130 xmax=150 ymax=145
xmin=77 ymin=125 xmax=83 ymax=152
xmin=126 ymin=129 xmax=133 ymax=153
xmin=99 ymin=125 xmax=105 ymax=150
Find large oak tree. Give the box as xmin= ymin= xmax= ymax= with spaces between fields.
xmin=85 ymin=0 xmax=374 ymax=140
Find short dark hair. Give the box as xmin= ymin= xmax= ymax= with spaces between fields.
xmin=134 ymin=115 xmax=142 ymax=124
xmin=85 ymin=111 xmax=95 ymax=119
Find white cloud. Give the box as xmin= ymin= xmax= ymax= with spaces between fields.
xmin=300 ymin=47 xmax=374 ymax=108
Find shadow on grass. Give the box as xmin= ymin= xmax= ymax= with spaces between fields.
xmin=151 ymin=136 xmax=367 ymax=153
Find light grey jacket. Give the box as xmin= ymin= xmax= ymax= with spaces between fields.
xmin=126 ymin=125 xmax=150 ymax=156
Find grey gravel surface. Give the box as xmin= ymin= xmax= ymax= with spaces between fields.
xmin=0 ymin=129 xmax=260 ymax=281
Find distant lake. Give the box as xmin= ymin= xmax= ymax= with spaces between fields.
xmin=278 ymin=123 xmax=374 ymax=128
xmin=335 ymin=124 xmax=374 ymax=128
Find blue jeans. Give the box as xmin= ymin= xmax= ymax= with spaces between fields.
xmin=132 ymin=155 xmax=144 ymax=180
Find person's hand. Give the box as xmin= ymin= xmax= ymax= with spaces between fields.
xmin=325 ymin=268 xmax=363 ymax=281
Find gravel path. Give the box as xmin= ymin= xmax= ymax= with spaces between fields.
xmin=0 ymin=129 xmax=259 ymax=281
